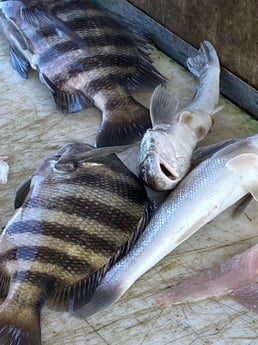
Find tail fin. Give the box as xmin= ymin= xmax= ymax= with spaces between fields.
xmin=96 ymin=102 xmax=151 ymax=147
xmin=0 ymin=301 xmax=41 ymax=345
xmin=187 ymin=40 xmax=219 ymax=77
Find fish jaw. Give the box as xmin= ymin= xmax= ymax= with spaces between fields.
xmin=138 ymin=125 xmax=195 ymax=191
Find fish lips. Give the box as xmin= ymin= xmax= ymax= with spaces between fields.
xmin=139 ymin=152 xmax=182 ymax=191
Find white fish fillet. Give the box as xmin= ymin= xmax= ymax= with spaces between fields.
xmin=76 ymin=134 xmax=258 ymax=318
xmin=156 ymin=244 xmax=258 ymax=312
xmin=0 ymin=156 xmax=9 ymax=184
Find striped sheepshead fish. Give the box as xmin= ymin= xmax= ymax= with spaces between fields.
xmin=0 ymin=142 xmax=149 ymax=345
xmin=0 ymin=0 xmax=165 ymax=147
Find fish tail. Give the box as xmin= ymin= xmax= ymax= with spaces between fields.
xmin=0 ymin=301 xmax=41 ymax=345
xmin=96 ymin=102 xmax=151 ymax=147
xmin=187 ymin=41 xmax=219 ymax=78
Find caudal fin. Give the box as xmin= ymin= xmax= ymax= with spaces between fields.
xmin=96 ymin=102 xmax=151 ymax=147
xmin=187 ymin=40 xmax=219 ymax=78
xmin=0 ymin=302 xmax=41 ymax=345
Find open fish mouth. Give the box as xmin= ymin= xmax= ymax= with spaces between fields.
xmin=139 ymin=153 xmax=180 ymax=190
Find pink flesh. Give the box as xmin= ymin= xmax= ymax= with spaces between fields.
xmin=156 ymin=244 xmax=258 ymax=311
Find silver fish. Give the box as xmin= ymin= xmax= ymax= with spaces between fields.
xmin=138 ymin=41 xmax=221 ymax=190
xmin=0 ymin=142 xmax=149 ymax=345
xmin=77 ymin=134 xmax=258 ymax=317
xmin=0 ymin=0 xmax=165 ymax=147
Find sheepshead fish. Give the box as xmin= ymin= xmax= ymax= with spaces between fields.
xmin=0 ymin=142 xmax=149 ymax=345
xmin=0 ymin=0 xmax=165 ymax=147
xmin=76 ymin=134 xmax=258 ymax=317
xmin=0 ymin=156 xmax=9 ymax=184
xmin=156 ymin=244 xmax=258 ymax=312
xmin=139 ymin=41 xmax=221 ymax=191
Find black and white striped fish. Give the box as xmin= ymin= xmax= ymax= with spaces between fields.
xmin=0 ymin=0 xmax=165 ymax=147
xmin=0 ymin=142 xmax=149 ymax=345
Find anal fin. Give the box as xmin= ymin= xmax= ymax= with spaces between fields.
xmin=96 ymin=102 xmax=151 ymax=147
xmin=40 ymin=73 xmax=94 ymax=113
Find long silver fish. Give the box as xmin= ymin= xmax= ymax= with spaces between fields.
xmin=77 ymin=134 xmax=258 ymax=317
xmin=0 ymin=142 xmax=150 ymax=345
xmin=0 ymin=0 xmax=165 ymax=147
xmin=138 ymin=41 xmax=221 ymax=190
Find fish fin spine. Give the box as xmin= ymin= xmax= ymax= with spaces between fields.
xmin=9 ymin=46 xmax=29 ymax=79
xmin=39 ymin=73 xmax=94 ymax=113
xmin=96 ymin=102 xmax=151 ymax=147
xmin=0 ymin=301 xmax=41 ymax=345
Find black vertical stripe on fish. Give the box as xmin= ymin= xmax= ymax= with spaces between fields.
xmin=1 ymin=247 xmax=94 ymax=273
xmin=5 ymin=220 xmax=130 ymax=256
xmin=0 ymin=0 xmax=165 ymax=146
xmin=25 ymin=196 xmax=141 ymax=229
xmin=0 ymin=142 xmax=149 ymax=345
xmin=39 ymin=53 xmax=139 ymax=78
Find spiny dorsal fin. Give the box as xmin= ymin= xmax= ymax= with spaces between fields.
xmin=150 ymin=85 xmax=179 ymax=126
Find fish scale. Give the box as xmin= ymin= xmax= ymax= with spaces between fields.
xmin=79 ymin=135 xmax=258 ymax=318
xmin=0 ymin=0 xmax=165 ymax=146
xmin=0 ymin=142 xmax=149 ymax=345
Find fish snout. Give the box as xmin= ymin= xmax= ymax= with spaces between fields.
xmin=139 ymin=153 xmax=182 ymax=191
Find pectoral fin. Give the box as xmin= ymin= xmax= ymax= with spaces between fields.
xmin=226 ymin=153 xmax=258 ymax=172
xmin=232 ymin=194 xmax=254 ymax=219
xmin=9 ymin=46 xmax=29 ymax=79
xmin=192 ymin=138 xmax=239 ymax=166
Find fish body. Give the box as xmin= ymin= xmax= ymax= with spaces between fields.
xmin=156 ymin=244 xmax=258 ymax=312
xmin=139 ymin=41 xmax=221 ymax=190
xmin=0 ymin=142 xmax=148 ymax=345
xmin=78 ymin=134 xmax=258 ymax=317
xmin=0 ymin=156 xmax=9 ymax=184
xmin=0 ymin=0 xmax=164 ymax=147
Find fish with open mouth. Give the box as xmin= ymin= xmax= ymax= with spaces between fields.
xmin=138 ymin=41 xmax=221 ymax=190
xmin=0 ymin=142 xmax=150 ymax=345
xmin=0 ymin=0 xmax=165 ymax=147
xmin=77 ymin=134 xmax=258 ymax=317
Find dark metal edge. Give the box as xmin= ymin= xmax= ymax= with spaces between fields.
xmin=97 ymin=0 xmax=258 ymax=118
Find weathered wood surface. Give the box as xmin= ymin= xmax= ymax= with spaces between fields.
xmin=1 ymin=31 xmax=258 ymax=345
xmin=128 ymin=0 xmax=258 ymax=90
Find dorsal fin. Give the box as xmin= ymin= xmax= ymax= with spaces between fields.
xmin=150 ymin=85 xmax=179 ymax=126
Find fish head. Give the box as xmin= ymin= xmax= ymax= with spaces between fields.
xmin=36 ymin=142 xmax=95 ymax=179
xmin=138 ymin=125 xmax=191 ymax=191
